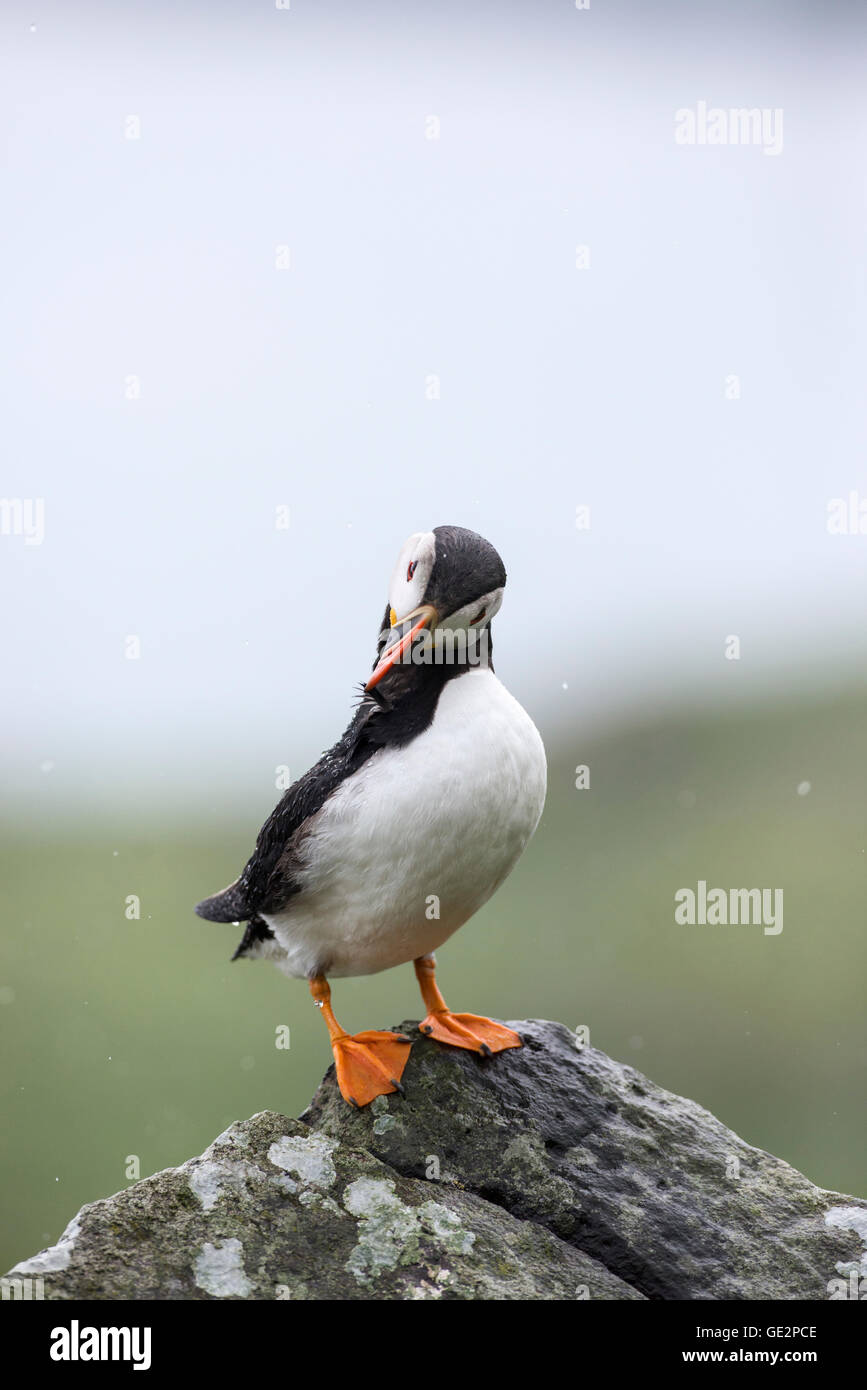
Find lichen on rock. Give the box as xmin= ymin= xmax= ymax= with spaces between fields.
xmin=6 ymin=1020 xmax=865 ymax=1301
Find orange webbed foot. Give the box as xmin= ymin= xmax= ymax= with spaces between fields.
xmin=331 ymin=1029 xmax=412 ymax=1108
xmin=419 ymin=1011 xmax=522 ymax=1056
xmin=413 ymin=954 xmax=522 ymax=1057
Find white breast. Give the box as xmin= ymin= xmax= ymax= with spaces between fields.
xmin=262 ymin=668 xmax=547 ymax=979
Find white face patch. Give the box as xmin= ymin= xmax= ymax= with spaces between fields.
xmin=387 ymin=531 xmax=436 ymax=620
xmin=436 ymin=586 xmax=504 ymax=633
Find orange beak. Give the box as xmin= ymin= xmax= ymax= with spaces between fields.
xmin=365 ymin=604 xmax=438 ymax=691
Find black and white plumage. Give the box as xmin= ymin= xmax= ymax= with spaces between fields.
xmin=195 ymin=525 xmax=546 ymax=981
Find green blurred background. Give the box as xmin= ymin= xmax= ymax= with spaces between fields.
xmin=2 ymin=684 xmax=865 ymax=1273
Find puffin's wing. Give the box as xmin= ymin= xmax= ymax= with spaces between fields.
xmin=194 ymin=702 xmax=382 ymax=924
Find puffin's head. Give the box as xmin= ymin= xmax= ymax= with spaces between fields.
xmin=366 ymin=525 xmax=507 ymax=691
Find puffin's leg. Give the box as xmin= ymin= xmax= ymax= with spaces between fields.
xmin=413 ymin=954 xmax=522 ymax=1056
xmin=309 ymin=975 xmax=411 ymax=1108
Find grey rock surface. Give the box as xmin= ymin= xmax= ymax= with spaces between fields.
xmin=7 ymin=1020 xmax=866 ymax=1300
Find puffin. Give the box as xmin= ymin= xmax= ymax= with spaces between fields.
xmin=195 ymin=525 xmax=547 ymax=1107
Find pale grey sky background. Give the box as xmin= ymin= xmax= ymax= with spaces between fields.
xmin=2 ymin=0 xmax=865 ymax=825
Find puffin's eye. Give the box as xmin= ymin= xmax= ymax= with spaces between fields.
xmin=406 ymin=561 xmax=418 ymax=581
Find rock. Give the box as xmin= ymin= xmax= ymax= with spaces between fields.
xmin=7 ymin=1020 xmax=865 ymax=1300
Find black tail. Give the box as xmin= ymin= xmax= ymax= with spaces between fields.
xmin=194 ymin=880 xmax=249 ymax=923
xmin=231 ymin=915 xmax=275 ymax=960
